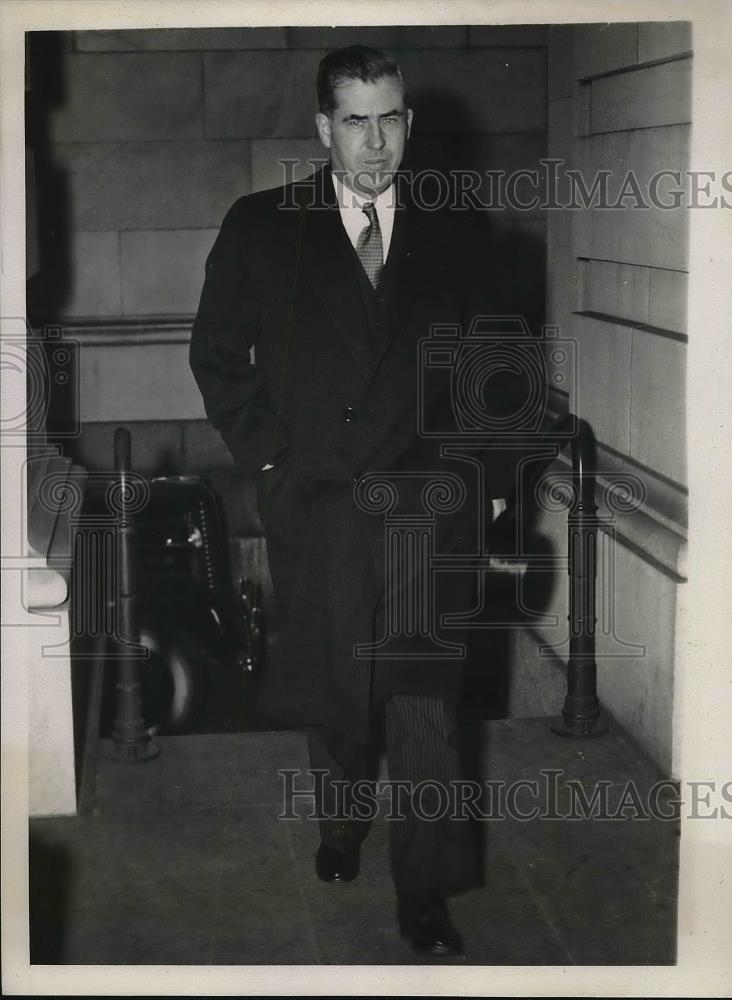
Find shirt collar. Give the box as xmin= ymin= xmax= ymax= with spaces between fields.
xmin=331 ymin=170 xmax=397 ymax=212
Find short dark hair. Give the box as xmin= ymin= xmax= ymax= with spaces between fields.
xmin=317 ymin=45 xmax=408 ymax=115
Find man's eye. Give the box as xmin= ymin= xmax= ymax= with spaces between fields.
xmin=349 ymin=120 xmax=364 ymax=127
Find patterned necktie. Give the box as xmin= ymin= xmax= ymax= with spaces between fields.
xmin=355 ymin=202 xmax=384 ymax=288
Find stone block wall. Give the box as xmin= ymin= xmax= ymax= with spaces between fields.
xmin=511 ymin=22 xmax=691 ymax=776
xmin=31 ymin=25 xmax=547 ymax=323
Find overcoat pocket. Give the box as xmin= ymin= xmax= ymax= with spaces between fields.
xmin=255 ymin=456 xmax=292 ymax=527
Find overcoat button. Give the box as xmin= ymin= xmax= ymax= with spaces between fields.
xmin=343 ymin=406 xmax=357 ymax=422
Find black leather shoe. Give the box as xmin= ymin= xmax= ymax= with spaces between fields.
xmin=398 ymin=895 xmax=465 ymax=959
xmin=315 ymin=842 xmax=360 ymax=883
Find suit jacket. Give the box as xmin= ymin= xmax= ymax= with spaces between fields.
xmin=189 ymin=163 xmax=533 ymax=739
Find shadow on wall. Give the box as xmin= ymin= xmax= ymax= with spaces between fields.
xmin=404 ymin=86 xmax=546 ymax=332
xmin=26 ymin=32 xmax=78 ymax=458
xmin=27 ymin=32 xmax=71 ymax=325
xmin=404 ymin=90 xmax=550 ymax=718
xmin=460 ymin=540 xmax=559 ymax=721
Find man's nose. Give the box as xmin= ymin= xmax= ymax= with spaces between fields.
xmin=366 ymin=123 xmax=386 ymax=149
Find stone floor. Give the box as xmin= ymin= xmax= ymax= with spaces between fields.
xmin=29 ymin=717 xmax=679 ymax=965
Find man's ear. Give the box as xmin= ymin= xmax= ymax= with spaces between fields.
xmin=315 ymin=112 xmax=332 ymax=149
xmin=406 ymin=108 xmax=414 ymax=139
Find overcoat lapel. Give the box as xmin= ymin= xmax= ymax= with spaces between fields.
xmin=299 ymin=166 xmax=372 ymax=379
xmin=370 ymin=191 xmax=422 ymax=371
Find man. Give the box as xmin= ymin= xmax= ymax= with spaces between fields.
xmin=190 ymin=45 xmax=521 ymax=959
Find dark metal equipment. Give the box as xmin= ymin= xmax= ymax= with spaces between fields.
xmin=78 ymin=435 xmax=265 ymax=749
xmin=136 ymin=474 xmax=264 ymax=681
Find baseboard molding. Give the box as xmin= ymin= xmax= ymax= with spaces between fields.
xmin=517 ymin=625 xmax=671 ymax=778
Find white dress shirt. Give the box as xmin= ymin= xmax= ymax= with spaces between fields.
xmin=331 ymin=172 xmax=396 ymax=264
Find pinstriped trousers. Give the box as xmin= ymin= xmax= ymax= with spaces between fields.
xmin=307 ymin=694 xmax=477 ymax=900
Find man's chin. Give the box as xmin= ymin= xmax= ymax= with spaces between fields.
xmin=352 ymin=168 xmax=396 ymax=196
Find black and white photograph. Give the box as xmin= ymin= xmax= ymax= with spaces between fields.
xmin=1 ymin=0 xmax=731 ymax=995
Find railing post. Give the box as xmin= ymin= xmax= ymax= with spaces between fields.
xmin=551 ymin=419 xmax=609 ymax=738
xmin=109 ymin=428 xmax=160 ymax=761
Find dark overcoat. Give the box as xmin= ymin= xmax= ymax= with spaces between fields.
xmin=189 ymin=163 xmax=529 ymax=741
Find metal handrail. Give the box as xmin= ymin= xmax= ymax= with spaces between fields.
xmin=109 ymin=428 xmax=160 ymax=761
xmin=502 ymin=413 xmax=608 ymax=738
xmin=552 ymin=415 xmax=608 ymax=738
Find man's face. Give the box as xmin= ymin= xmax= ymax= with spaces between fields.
xmin=315 ymin=75 xmax=413 ymax=197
